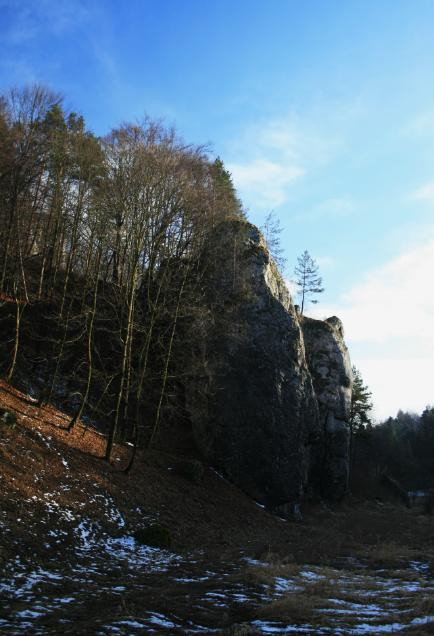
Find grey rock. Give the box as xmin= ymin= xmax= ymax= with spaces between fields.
xmin=186 ymin=219 xmax=351 ymax=508
xmin=300 ymin=315 xmax=352 ymax=500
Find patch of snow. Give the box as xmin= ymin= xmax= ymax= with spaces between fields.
xmin=101 ymin=535 xmax=181 ymax=571
xmin=300 ymin=570 xmax=323 ymax=581
xmin=76 ymin=519 xmax=95 ymax=549
xmin=92 ymin=492 xmax=125 ymax=528
xmin=243 ymin=557 xmax=267 ymax=567
xmin=411 ymin=615 xmax=434 ymax=626
xmin=410 ymin=561 xmax=430 ymax=573
xmin=204 ymin=592 xmax=226 ymax=599
xmin=350 ymin=622 xmax=406 ymax=634
xmin=231 ymin=593 xmax=251 ymax=603
xmin=174 ymin=576 xmax=211 ymax=583
xmin=383 ymin=582 xmax=421 ymax=593
xmin=275 ymin=577 xmax=299 ymax=593
xmin=15 ymin=609 xmax=45 ymax=619
xmin=251 ymin=620 xmax=315 ymax=633
xmin=115 ymin=620 xmax=148 ymax=628
xmin=147 ymin=613 xmax=178 ymax=628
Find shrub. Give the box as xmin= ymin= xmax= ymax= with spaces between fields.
xmin=134 ymin=524 xmax=171 ymax=548
xmin=0 ymin=409 xmax=17 ymax=428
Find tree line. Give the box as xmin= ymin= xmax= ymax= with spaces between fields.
xmin=0 ymin=85 xmax=244 ymax=468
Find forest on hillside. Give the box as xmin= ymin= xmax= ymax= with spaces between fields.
xmin=352 ymin=407 xmax=434 ymax=498
xmin=1 ymin=84 xmax=433 ymax=494
xmin=0 ymin=85 xmax=244 ymax=468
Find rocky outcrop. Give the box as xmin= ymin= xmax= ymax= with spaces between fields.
xmin=186 ymin=219 xmax=351 ymax=512
xmin=301 ymin=316 xmax=352 ymax=500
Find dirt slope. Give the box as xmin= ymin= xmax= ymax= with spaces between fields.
xmin=1 ymin=380 xmax=434 ymax=635
xmin=0 ymin=379 xmax=295 ymax=560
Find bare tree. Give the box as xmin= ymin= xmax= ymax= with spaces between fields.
xmin=261 ymin=211 xmax=287 ymax=272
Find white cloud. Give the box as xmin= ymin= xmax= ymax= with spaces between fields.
xmin=309 ymin=238 xmax=434 ymax=419
xmin=355 ymin=358 xmax=433 ymax=422
xmin=411 ymin=181 xmax=434 ymax=205
xmin=315 ymin=255 xmax=336 ymax=270
xmin=402 ymin=110 xmax=434 ymax=139
xmin=226 ymin=115 xmax=338 ymax=210
xmin=228 ymin=158 xmax=304 ymax=209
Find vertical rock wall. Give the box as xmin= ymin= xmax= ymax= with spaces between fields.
xmin=186 ymin=219 xmax=351 ymax=511
xmin=301 ymin=316 xmax=352 ymax=500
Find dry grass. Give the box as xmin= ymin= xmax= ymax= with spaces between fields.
xmin=2 ymin=379 xmax=434 ymax=634
xmin=257 ymin=591 xmax=333 ymax=623
xmin=247 ymin=562 xmax=300 ymax=585
xmin=360 ymin=540 xmax=420 ymax=567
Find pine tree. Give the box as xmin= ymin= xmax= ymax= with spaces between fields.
xmin=348 ymin=365 xmax=373 ymax=487
xmin=350 ymin=365 xmax=373 ymax=433
xmin=293 ymin=250 xmax=324 ymax=314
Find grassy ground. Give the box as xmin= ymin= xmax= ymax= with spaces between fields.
xmin=1 ymin=379 xmax=434 ymax=634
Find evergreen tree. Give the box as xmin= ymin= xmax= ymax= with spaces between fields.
xmin=211 ymin=157 xmax=243 ymax=220
xmin=293 ymin=250 xmax=324 ymax=313
xmin=348 ymin=365 xmax=373 ymax=487
xmin=350 ymin=365 xmax=373 ymax=432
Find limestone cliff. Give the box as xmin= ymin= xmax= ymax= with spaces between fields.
xmin=186 ymin=219 xmax=351 ymax=512
xmin=301 ymin=316 xmax=352 ymax=500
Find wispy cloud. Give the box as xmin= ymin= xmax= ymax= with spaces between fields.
xmin=411 ymin=180 xmax=434 ymax=204
xmin=315 ymin=255 xmax=336 ymax=270
xmin=309 ymin=237 xmax=434 ymax=419
xmin=1 ymin=0 xmax=89 ymax=43
xmin=226 ymin=114 xmax=339 ymax=211
xmin=292 ymin=195 xmax=355 ymax=223
xmin=0 ymin=1 xmax=120 ymax=100
xmin=228 ymin=158 xmax=304 ymax=209
xmin=402 ymin=109 xmax=434 ymax=139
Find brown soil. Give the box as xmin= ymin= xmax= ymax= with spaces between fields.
xmin=1 ymin=379 xmax=434 ymax=634
xmin=0 ymin=378 xmax=295 ymax=558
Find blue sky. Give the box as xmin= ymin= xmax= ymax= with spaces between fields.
xmin=2 ymin=0 xmax=434 ymax=419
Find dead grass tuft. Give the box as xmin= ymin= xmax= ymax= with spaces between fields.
xmin=257 ymin=591 xmax=333 ymax=623
xmin=247 ymin=561 xmax=300 ymax=585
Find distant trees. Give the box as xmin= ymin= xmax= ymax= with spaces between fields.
xmin=350 ymin=404 xmax=434 ymax=495
xmin=293 ymin=250 xmax=324 ymax=314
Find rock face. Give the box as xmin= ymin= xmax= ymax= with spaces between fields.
xmin=186 ymin=219 xmax=351 ymax=511
xmin=301 ymin=316 xmax=352 ymax=500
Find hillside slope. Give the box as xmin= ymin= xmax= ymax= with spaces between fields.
xmin=1 ymin=381 xmax=434 ymax=635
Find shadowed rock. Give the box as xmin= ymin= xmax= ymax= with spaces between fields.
xmin=186 ymin=219 xmax=351 ymax=511
xmin=301 ymin=315 xmax=352 ymax=500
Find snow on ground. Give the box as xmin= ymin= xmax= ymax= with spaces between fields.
xmin=1 ymin=544 xmax=434 ymax=634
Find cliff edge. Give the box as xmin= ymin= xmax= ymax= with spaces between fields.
xmin=186 ymin=219 xmax=352 ymax=514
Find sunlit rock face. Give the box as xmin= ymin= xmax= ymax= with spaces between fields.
xmin=301 ymin=315 xmax=352 ymax=500
xmin=186 ymin=219 xmax=351 ymax=511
